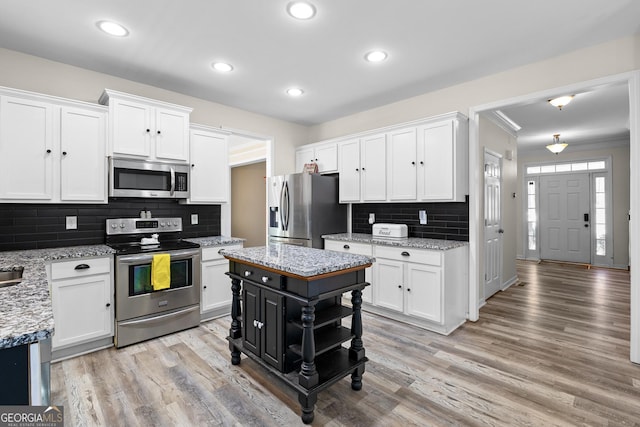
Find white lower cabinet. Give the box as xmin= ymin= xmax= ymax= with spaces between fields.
xmin=201 ymin=244 xmax=243 ymax=320
xmin=324 ymin=238 xmax=468 ymax=335
xmin=324 ymin=240 xmax=373 ymax=303
xmin=49 ymin=256 xmax=114 ymax=357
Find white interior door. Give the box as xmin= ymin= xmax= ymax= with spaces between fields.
xmin=484 ymin=151 xmax=502 ymax=299
xmin=539 ymin=173 xmax=590 ymax=263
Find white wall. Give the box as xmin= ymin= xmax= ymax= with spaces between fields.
xmin=0 ymin=48 xmax=308 ymax=176
xmin=517 ymin=144 xmax=630 ymax=268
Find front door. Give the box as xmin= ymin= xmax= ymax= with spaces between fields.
xmin=484 ymin=151 xmax=502 ymax=299
xmin=539 ymin=173 xmax=591 ymax=263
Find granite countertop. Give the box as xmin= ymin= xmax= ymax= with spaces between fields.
xmin=184 ymin=236 xmax=245 ymax=247
xmin=322 ymin=233 xmax=468 ymax=251
xmin=220 ymin=244 xmax=374 ymax=278
xmin=0 ymin=245 xmax=115 ymax=349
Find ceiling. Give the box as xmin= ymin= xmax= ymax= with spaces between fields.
xmin=0 ymin=0 xmax=638 ymax=133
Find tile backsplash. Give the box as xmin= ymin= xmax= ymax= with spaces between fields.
xmin=0 ymin=198 xmax=221 ymax=251
xmin=351 ymin=200 xmax=468 ymax=241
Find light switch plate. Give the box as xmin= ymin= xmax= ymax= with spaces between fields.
xmin=66 ymin=216 xmax=77 ymax=230
xmin=419 ymin=210 xmax=427 ymax=225
xmin=191 ymin=214 xmax=199 ymax=225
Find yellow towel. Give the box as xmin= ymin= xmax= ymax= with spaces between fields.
xmin=151 ymin=253 xmax=171 ymax=291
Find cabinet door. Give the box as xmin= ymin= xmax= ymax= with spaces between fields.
xmin=110 ymin=98 xmax=151 ymax=157
xmin=374 ymin=258 xmax=404 ymax=312
xmin=0 ymin=96 xmax=54 ymax=200
xmin=189 ymin=129 xmax=229 ymax=203
xmin=201 ymin=260 xmax=231 ymax=313
xmin=60 ymin=106 xmax=107 ymax=202
xmin=315 ymin=143 xmax=338 ymax=173
xmin=154 ymin=108 xmax=190 ymax=161
xmin=418 ymin=120 xmax=454 ymax=201
xmin=361 ymin=133 xmax=386 ymax=201
xmin=260 ymin=288 xmax=283 ymax=371
xmin=51 ymin=274 xmax=113 ymax=349
xmin=242 ymin=282 xmax=260 ymax=356
xmin=388 ymin=127 xmax=417 ymax=200
xmin=405 ymin=263 xmax=442 ymax=323
xmin=295 ymin=147 xmax=314 ymax=173
xmin=338 ymin=139 xmax=361 ymax=203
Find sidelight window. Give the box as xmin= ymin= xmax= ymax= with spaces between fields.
xmin=595 ymin=176 xmax=606 ymax=256
xmin=527 ymin=180 xmax=536 ymax=251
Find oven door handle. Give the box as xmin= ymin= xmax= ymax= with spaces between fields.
xmin=118 ymin=305 xmax=199 ymax=327
xmin=116 ymin=249 xmax=200 ymax=264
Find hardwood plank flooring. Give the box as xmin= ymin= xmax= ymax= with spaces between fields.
xmin=51 ymin=261 xmax=640 ymax=426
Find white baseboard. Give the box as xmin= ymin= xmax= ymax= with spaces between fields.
xmin=501 ymin=275 xmax=518 ymax=291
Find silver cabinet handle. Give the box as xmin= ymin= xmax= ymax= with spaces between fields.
xmin=253 ymin=319 xmax=258 ymax=327
xmin=257 ymin=321 xmax=264 ymax=329
xmin=261 ymin=276 xmax=270 ymax=283
xmin=170 ymin=167 xmax=175 ymax=195
xmin=244 ymin=271 xmax=252 ymax=277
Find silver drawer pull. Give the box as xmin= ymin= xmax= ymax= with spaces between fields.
xmin=261 ymin=276 xmax=271 ymax=283
xmin=253 ymin=319 xmax=258 ymax=327
xmin=257 ymin=321 xmax=264 ymax=329
xmin=244 ymin=271 xmax=252 ymax=277
xmin=401 ymin=251 xmax=410 ymax=257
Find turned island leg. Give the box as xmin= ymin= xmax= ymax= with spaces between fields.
xmin=350 ymin=288 xmax=365 ymax=390
xmin=229 ymin=277 xmax=242 ymax=365
xmin=298 ymin=304 xmax=318 ymax=423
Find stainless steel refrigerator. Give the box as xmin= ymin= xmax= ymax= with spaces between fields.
xmin=268 ymin=173 xmax=347 ymax=248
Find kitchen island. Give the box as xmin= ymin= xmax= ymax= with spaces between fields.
xmin=220 ymin=244 xmax=374 ymax=424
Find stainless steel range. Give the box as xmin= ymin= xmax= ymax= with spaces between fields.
xmin=106 ymin=217 xmax=201 ymax=348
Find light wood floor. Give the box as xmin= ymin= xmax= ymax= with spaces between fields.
xmin=51 ymin=261 xmax=639 ymax=426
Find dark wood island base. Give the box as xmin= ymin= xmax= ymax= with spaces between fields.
xmin=223 ymin=251 xmax=371 ymax=424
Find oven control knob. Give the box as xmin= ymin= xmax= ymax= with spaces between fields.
xmin=160 ymin=222 xmax=166 ymax=227
xmin=173 ymin=221 xmax=178 ymax=226
xmin=111 ymin=224 xmax=117 ymax=229
xmin=119 ymin=223 xmax=125 ymax=229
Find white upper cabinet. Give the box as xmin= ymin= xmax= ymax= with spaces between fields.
xmin=0 ymin=95 xmax=54 ymax=200
xmin=387 ymin=127 xmax=417 ymax=201
xmin=294 ymin=142 xmax=338 ymax=173
xmin=417 ymin=116 xmax=468 ymax=202
xmin=0 ymin=87 xmax=107 ymax=203
xmin=184 ymin=125 xmax=229 ymax=204
xmin=338 ymin=135 xmax=386 ymax=203
xmin=60 ymin=106 xmax=107 ymax=202
xmin=100 ymin=89 xmax=191 ymax=163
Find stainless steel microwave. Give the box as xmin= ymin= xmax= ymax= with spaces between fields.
xmin=109 ymin=158 xmax=189 ymax=198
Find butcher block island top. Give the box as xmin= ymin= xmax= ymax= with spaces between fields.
xmin=220 ymin=244 xmax=373 ymax=424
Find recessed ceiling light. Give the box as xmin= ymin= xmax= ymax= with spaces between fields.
xmin=287 ymin=2 xmax=316 ymax=20
xmin=212 ymin=62 xmax=234 ymax=72
xmin=96 ymin=20 xmax=129 ymax=37
xmin=365 ymin=50 xmax=388 ymax=63
xmin=286 ymin=88 xmax=304 ymax=97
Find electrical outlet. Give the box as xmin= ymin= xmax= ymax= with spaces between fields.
xmin=368 ymin=213 xmax=375 ymax=224
xmin=191 ymin=214 xmax=199 ymax=225
xmin=419 ymin=210 xmax=427 ymax=225
xmin=66 ymin=216 xmax=77 ymax=230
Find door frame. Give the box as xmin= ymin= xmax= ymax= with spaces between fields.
xmin=468 ymin=70 xmax=640 ymax=364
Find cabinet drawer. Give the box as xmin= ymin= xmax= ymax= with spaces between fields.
xmin=230 ymin=262 xmax=282 ymax=290
xmin=50 ymin=256 xmax=111 ymax=280
xmin=202 ymin=244 xmax=242 ymax=261
xmin=325 ymin=240 xmax=372 ymax=256
xmin=374 ymin=245 xmax=441 ymax=266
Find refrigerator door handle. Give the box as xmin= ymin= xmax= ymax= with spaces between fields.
xmin=280 ymin=181 xmax=290 ymax=231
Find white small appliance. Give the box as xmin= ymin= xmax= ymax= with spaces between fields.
xmin=372 ymin=223 xmax=408 ymax=240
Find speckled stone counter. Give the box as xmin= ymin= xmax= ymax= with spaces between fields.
xmin=0 ymin=245 xmax=115 ymax=349
xmin=322 ymin=233 xmax=468 ymax=251
xmin=220 ymin=244 xmax=374 ymax=278
xmin=185 ymin=236 xmax=245 ymax=247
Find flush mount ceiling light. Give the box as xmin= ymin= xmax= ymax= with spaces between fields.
xmin=548 ymin=95 xmax=574 ymax=110
xmin=286 ymin=88 xmax=304 ymax=97
xmin=287 ymin=2 xmax=316 ymax=19
xmin=365 ymin=50 xmax=388 ymax=63
xmin=546 ymin=133 xmax=568 ymax=154
xmin=96 ymin=20 xmax=129 ymax=37
xmin=211 ymin=62 xmax=233 ymax=72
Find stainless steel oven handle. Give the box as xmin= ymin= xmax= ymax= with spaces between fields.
xmin=118 ymin=305 xmax=199 ymax=326
xmin=116 ymin=248 xmax=201 ymax=264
